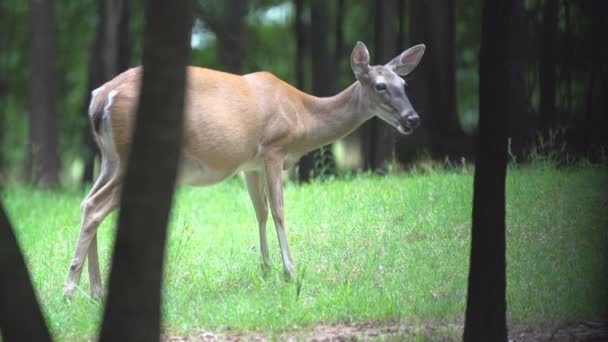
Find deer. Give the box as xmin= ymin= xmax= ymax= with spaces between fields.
xmin=63 ymin=41 xmax=425 ymax=299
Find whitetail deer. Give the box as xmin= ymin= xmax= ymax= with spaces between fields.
xmin=63 ymin=42 xmax=425 ymax=299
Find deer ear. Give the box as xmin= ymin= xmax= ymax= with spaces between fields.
xmin=387 ymin=44 xmax=425 ymax=76
xmin=351 ymin=41 xmax=370 ymax=77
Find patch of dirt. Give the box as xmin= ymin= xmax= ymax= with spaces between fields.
xmin=163 ymin=320 xmax=608 ymax=341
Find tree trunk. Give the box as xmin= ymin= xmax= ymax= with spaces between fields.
xmin=424 ymin=0 xmax=468 ymax=159
xmin=539 ymin=0 xmax=559 ymax=131
xmin=335 ymin=0 xmax=345 ymax=71
xmin=374 ymin=0 xmax=398 ymax=172
xmin=28 ymin=0 xmax=60 ymax=187
xmin=83 ymin=0 xmax=131 ymax=184
xmin=294 ymin=0 xmax=306 ymax=91
xmin=583 ymin=0 xmax=608 ymax=154
xmin=217 ymin=0 xmax=248 ymax=74
xmin=98 ymin=0 xmax=193 ymax=340
xmin=360 ymin=0 xmax=398 ymax=173
xmin=117 ymin=0 xmax=131 ymax=72
xmin=298 ymin=0 xmax=336 ymax=182
xmin=0 ymin=205 xmax=52 ymax=341
xmin=463 ymin=1 xmax=511 ymax=341
xmin=396 ymin=0 xmax=432 ymax=165
xmin=398 ymin=0 xmax=469 ymax=164
xmin=82 ymin=0 xmax=106 ymax=184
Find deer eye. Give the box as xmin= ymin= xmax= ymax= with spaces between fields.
xmin=374 ymin=83 xmax=387 ymax=91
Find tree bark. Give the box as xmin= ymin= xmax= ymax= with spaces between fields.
xmin=98 ymin=0 xmax=193 ymax=340
xmin=424 ymin=0 xmax=468 ymax=159
xmin=294 ymin=0 xmax=306 ymax=91
xmin=196 ymin=1 xmax=248 ymax=74
xmin=82 ymin=0 xmax=131 ymax=184
xmin=0 ymin=205 xmax=52 ymax=341
xmin=28 ymin=0 xmax=60 ymax=187
xmin=217 ymin=0 xmax=247 ymax=73
xmin=298 ymin=0 xmax=336 ymax=182
xmin=539 ymin=0 xmax=559 ymax=131
xmin=371 ymin=0 xmax=399 ymax=173
xmin=398 ymin=0 xmax=469 ymax=164
xmin=507 ymin=0 xmax=529 ymax=156
xmin=397 ymin=0 xmax=432 ymax=166
xmin=463 ymin=1 xmax=511 ymax=341
xmin=117 ymin=0 xmax=131 ymax=72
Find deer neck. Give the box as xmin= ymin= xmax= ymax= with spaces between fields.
xmin=300 ymin=82 xmax=373 ymax=151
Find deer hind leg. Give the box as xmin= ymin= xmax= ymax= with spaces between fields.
xmin=245 ymin=171 xmax=271 ymax=272
xmin=264 ymin=155 xmax=295 ymax=279
xmin=63 ymin=162 xmax=121 ymax=299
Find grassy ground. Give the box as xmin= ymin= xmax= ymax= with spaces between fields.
xmin=3 ymin=163 xmax=607 ymax=340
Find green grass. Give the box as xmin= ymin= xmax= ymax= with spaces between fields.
xmin=3 ymin=164 xmax=607 ymax=340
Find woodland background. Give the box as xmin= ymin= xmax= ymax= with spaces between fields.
xmin=1 ymin=0 xmax=607 ymax=186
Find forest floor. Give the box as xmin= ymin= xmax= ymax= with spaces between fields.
xmin=163 ymin=320 xmax=608 ymax=341
xmin=3 ymin=163 xmax=608 ymax=341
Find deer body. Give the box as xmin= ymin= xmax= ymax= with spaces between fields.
xmin=64 ymin=42 xmax=425 ymax=299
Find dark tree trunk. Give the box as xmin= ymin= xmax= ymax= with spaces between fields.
xmin=98 ymin=0 xmax=193 ymax=340
xmin=195 ymin=1 xmax=248 ymax=74
xmin=361 ymin=0 xmax=399 ymax=173
xmin=0 ymin=205 xmax=52 ymax=341
xmin=398 ymin=0 xmax=469 ymax=164
xmin=539 ymin=0 xmax=559 ymax=131
xmin=217 ymin=0 xmax=247 ymax=73
xmin=463 ymin=1 xmax=511 ymax=341
xmin=397 ymin=0 xmax=432 ymax=165
xmin=28 ymin=0 xmax=60 ymax=187
xmin=294 ymin=0 xmax=306 ymax=91
xmin=0 ymin=79 xmax=5 ymax=181
xmin=82 ymin=0 xmax=132 ymax=184
xmin=424 ymin=0 xmax=468 ymax=159
xmin=117 ymin=0 xmax=131 ymax=72
xmin=583 ymin=0 xmax=608 ymax=153
xmin=298 ymin=0 xmax=336 ymax=182
xmin=335 ymin=0 xmax=345 ymax=71
xmin=506 ymin=0 xmax=529 ymax=156
xmin=397 ymin=0 xmax=407 ymax=50
xmin=82 ymin=0 xmax=106 ymax=184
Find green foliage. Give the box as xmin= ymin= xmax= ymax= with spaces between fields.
xmin=3 ymin=165 xmax=607 ymax=340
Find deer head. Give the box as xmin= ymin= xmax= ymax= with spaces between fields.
xmin=351 ymin=41 xmax=426 ymax=135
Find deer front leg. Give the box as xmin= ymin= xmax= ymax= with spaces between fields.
xmin=244 ymin=171 xmax=271 ymax=272
xmin=264 ymin=153 xmax=295 ymax=279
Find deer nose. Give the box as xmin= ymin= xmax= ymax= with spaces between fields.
xmin=405 ymin=112 xmax=420 ymax=128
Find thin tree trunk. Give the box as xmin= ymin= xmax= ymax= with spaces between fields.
xmin=299 ymin=0 xmax=336 ymax=182
xmin=335 ymin=0 xmax=345 ymax=72
xmin=397 ymin=0 xmax=407 ymax=50
xmin=360 ymin=0 xmax=398 ymax=173
xmin=396 ymin=0 xmax=431 ymax=166
xmin=463 ymin=1 xmax=511 ymax=341
xmin=83 ymin=0 xmax=131 ymax=184
xmin=118 ymin=0 xmax=131 ymax=71
xmin=539 ymin=0 xmax=559 ymax=131
xmin=218 ymin=0 xmax=247 ymax=74
xmin=98 ymin=0 xmax=193 ymax=340
xmin=28 ymin=0 xmax=60 ymax=187
xmin=424 ymin=0 xmax=468 ymax=159
xmin=294 ymin=0 xmax=305 ymax=91
xmin=373 ymin=0 xmax=398 ymax=172
xmin=0 ymin=205 xmax=52 ymax=341
xmin=506 ymin=0 xmax=528 ymax=156
xmin=82 ymin=0 xmax=106 ymax=184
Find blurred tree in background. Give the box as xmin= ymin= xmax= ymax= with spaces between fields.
xmin=0 ymin=0 xmax=606 ymax=187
